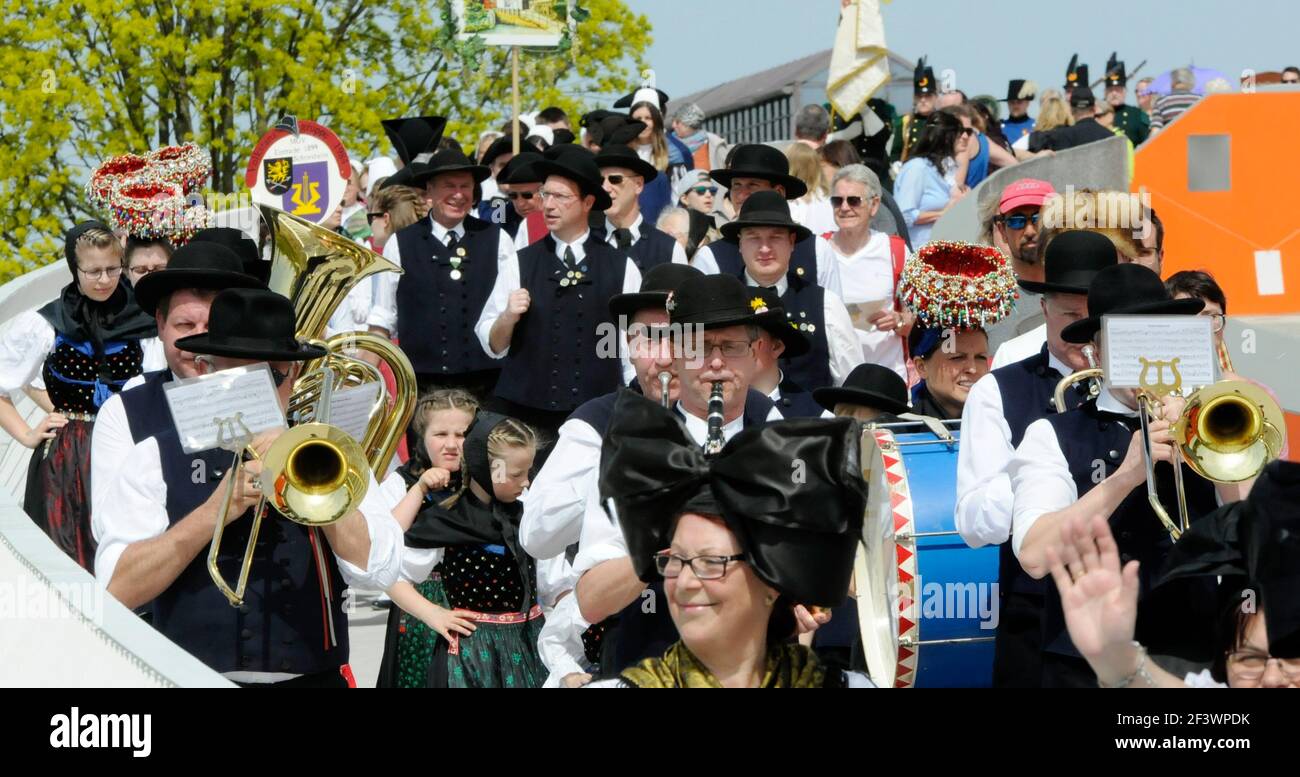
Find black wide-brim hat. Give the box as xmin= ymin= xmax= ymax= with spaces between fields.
xmin=719 ymin=189 xmax=813 ymax=242
xmin=709 ymin=143 xmax=808 ymax=199
xmin=532 ymin=150 xmax=614 ymax=211
xmin=382 ymin=115 xmax=447 ymax=166
xmin=479 ymin=135 xmax=517 ymax=169
xmin=748 ymin=285 xmax=810 ymax=359
xmin=1061 ymin=263 xmax=1205 ymax=343
xmin=409 ymin=148 xmax=491 ymax=187
xmin=667 ymin=273 xmax=762 ymax=330
xmin=189 ymin=225 xmax=268 ymax=286
xmin=1019 ymin=229 xmax=1119 ymax=295
xmin=378 ymin=164 xmax=421 ymax=191
xmin=813 ymin=363 xmax=911 ymax=416
xmin=594 ymin=143 xmax=658 ymax=182
xmin=1001 ymin=78 xmax=1037 ymax=102
xmin=134 ymin=240 xmax=264 ymax=316
xmin=174 ymin=288 xmax=327 ymax=362
xmin=501 ymin=151 xmax=544 ymax=185
xmin=592 ymin=115 xmax=647 ymax=148
xmin=608 ymin=262 xmax=704 ymax=319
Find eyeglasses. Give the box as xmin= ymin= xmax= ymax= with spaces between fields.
xmin=129 ymin=264 xmax=166 ymax=279
xmin=1226 ymin=651 xmax=1300 ymax=682
xmin=77 ymin=265 xmax=123 ymax=280
xmin=690 ymin=186 xmax=718 ymax=196
xmin=654 ymin=551 xmax=747 ymax=580
xmin=1203 ymin=312 xmax=1226 ymax=333
xmin=366 ymin=212 xmax=386 ymax=225
xmin=506 ymin=191 xmax=535 ymax=200
xmin=1000 ymin=213 xmax=1040 ymax=230
xmin=603 ymin=174 xmax=626 ymax=186
xmin=831 ymin=195 xmax=873 ymax=209
xmin=539 ymin=190 xmax=577 ymax=204
xmin=695 ymin=340 xmax=754 ymax=359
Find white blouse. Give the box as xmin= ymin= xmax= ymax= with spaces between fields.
xmin=827 ymin=231 xmax=907 ymax=382
xmin=0 ymin=312 xmax=163 ymax=396
xmin=379 ymin=470 xmax=444 ymax=585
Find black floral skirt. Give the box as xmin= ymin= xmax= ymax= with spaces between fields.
xmin=24 ymin=418 xmax=96 ymax=571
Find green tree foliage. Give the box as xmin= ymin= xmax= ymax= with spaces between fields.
xmin=0 ymin=0 xmax=650 ymax=279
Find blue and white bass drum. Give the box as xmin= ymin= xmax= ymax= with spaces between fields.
xmin=855 ymin=421 xmax=998 ymax=687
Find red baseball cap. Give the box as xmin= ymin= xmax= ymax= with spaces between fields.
xmin=998 ymin=178 xmax=1056 ymax=213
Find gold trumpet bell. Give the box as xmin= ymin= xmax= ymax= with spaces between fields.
xmin=1175 ymin=381 xmax=1287 ymax=484
xmin=261 ymin=423 xmax=370 ymax=526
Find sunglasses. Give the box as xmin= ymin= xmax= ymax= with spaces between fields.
xmin=830 ymin=195 xmax=872 ymax=208
xmin=603 ymin=174 xmax=626 ymax=185
xmin=959 ymin=127 xmax=977 ymax=136
xmin=366 ymin=212 xmax=386 ymax=225
xmin=506 ymin=191 xmax=536 ymax=200
xmin=689 ymin=186 xmax=718 ymax=196
xmin=1000 ymin=213 xmax=1040 ymax=230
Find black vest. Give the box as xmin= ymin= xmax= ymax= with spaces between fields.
xmin=149 ymin=428 xmax=350 ymax=675
xmin=395 ymin=215 xmax=501 ymax=376
xmin=709 ymin=235 xmax=818 ymax=284
xmin=1038 ymin=401 xmax=1219 ymax=682
xmin=591 ymin=389 xmax=780 ymax=676
xmin=592 ymin=222 xmax=677 ymax=272
xmin=494 ymin=235 xmax=628 ymax=413
xmin=772 ymin=376 xmax=824 ymax=418
xmin=778 ymin=274 xmax=833 ymax=392
xmin=119 ymin=369 xmax=174 ymax=444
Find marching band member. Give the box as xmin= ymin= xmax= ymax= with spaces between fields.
xmin=814 ymin=363 xmax=911 ymax=424
xmin=588 ymin=393 xmax=872 ymax=688
xmin=95 ymin=288 xmax=402 ymax=687
xmin=955 ymin=230 xmax=1116 ymax=685
xmin=593 ymin=143 xmax=689 ymax=270
xmin=1008 ymin=264 xmax=1232 ymax=686
xmin=744 ymin=286 xmax=825 ymax=418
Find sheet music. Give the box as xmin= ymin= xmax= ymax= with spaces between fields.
xmin=846 ymin=299 xmax=890 ymax=331
xmin=162 ymin=364 xmax=287 ymax=454
xmin=327 ymin=381 xmax=381 ymax=443
xmin=1102 ymin=315 xmax=1215 ymax=390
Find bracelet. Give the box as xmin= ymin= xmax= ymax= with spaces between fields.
xmin=1098 ymin=642 xmax=1155 ymax=688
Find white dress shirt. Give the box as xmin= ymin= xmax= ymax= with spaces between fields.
xmin=744 ymin=272 xmax=862 ymax=386
xmin=955 ymin=347 xmax=1073 ymax=549
xmin=378 ymin=470 xmax=443 ymax=584
xmin=991 ymin=323 xmax=1048 ymax=369
xmin=692 ymin=234 xmax=844 ymax=298
xmin=519 ymin=415 xmax=603 ymax=560
xmin=538 ymin=590 xmax=593 ymax=686
xmin=828 ymin=231 xmax=908 ymax=382
xmin=572 ymin=401 xmax=783 ymax=576
xmin=474 ymin=229 xmax=642 ymax=385
xmin=94 ymin=436 xmax=404 ymax=594
xmin=367 ymin=215 xmax=518 ymax=337
xmin=603 ymin=215 xmax=689 ymax=266
xmin=1008 ymin=388 xmax=1137 ymax=558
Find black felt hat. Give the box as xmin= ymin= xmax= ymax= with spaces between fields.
xmin=409 ymin=147 xmax=491 ymax=187
xmin=188 ymin=226 xmax=268 ymax=286
xmin=709 ymin=144 xmax=807 ymax=199
xmin=479 ymin=135 xmax=517 ymax=170
xmin=608 ymin=262 xmax=704 ymax=319
xmin=667 ymin=273 xmax=763 ymax=331
xmin=1002 ymin=79 xmax=1037 ymax=102
xmin=593 ymin=143 xmax=659 ymax=182
xmin=1065 ymin=54 xmax=1090 ymax=90
xmin=590 ymin=114 xmax=648 ymax=149
xmin=719 ymin=190 xmax=812 ymax=243
xmin=913 ymin=56 xmax=937 ymax=95
xmin=748 ymin=285 xmax=810 ymax=359
xmin=812 ymin=363 xmax=911 ymax=416
xmin=501 ymin=151 xmax=544 ymax=185
xmin=134 ymin=239 xmax=264 ymax=316
xmin=381 ymin=115 xmax=447 ymax=166
xmin=531 ymin=148 xmax=614 ymax=211
xmin=1018 ymin=230 xmax=1118 ymax=295
xmin=1105 ymin=52 xmax=1127 ymax=87
xmin=174 ymin=288 xmax=327 ymax=362
xmin=1061 ymin=263 xmax=1205 ymax=344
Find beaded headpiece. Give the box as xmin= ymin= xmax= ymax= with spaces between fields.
xmin=896 ymin=240 xmax=1018 ymax=330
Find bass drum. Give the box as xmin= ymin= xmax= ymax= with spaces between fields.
xmin=855 ymin=424 xmax=998 ymax=687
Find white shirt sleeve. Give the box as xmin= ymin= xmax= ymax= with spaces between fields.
xmin=671 ymin=240 xmax=689 ymax=265
xmin=573 ymin=498 xmax=629 ymax=576
xmin=378 ymin=472 xmax=444 ymax=583
xmin=535 ymin=554 xmax=578 ymax=611
xmin=954 ymin=373 xmax=1017 ymax=548
xmin=692 ymin=244 xmax=720 ymax=274
xmin=474 ymin=240 xmax=522 ymax=359
xmin=815 ymin=235 xmax=844 ymax=298
xmin=333 ymin=471 xmax=404 ymax=592
xmin=0 ymin=311 xmax=54 ymax=393
xmin=94 ymin=436 xmax=171 ymax=587
xmin=538 ymin=591 xmax=593 ymax=686
xmin=366 ymin=234 xmax=403 ymax=335
xmin=90 ymin=392 xmax=136 ymax=542
xmin=822 ymin=290 xmax=864 ymax=386
xmin=1009 ymin=418 xmax=1078 ymax=559
xmin=519 ymin=418 xmax=602 ymax=559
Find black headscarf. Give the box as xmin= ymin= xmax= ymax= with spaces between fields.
xmin=36 ymin=221 xmax=157 ymax=358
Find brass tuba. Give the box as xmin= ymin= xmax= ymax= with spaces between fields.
xmin=206 ymin=206 xmax=418 ymax=606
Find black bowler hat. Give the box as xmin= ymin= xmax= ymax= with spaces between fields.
xmin=812 ymin=363 xmax=911 ymax=416
xmin=1018 ymin=230 xmax=1118 ymax=295
xmin=381 ymin=115 xmax=447 ymax=166
xmin=667 ymin=273 xmax=763 ymax=331
xmin=614 ymin=86 xmax=670 ymax=113
xmin=581 ymin=109 xmax=619 ymax=129
xmin=719 ymin=190 xmax=812 ymax=243
xmin=594 ymin=143 xmax=658 ymax=182
xmin=1069 ymin=87 xmax=1096 ymax=109
xmin=913 ymin=56 xmax=937 ymax=96
xmin=1065 ymin=54 xmax=1090 ymax=90
xmin=1105 ymin=52 xmax=1127 ymax=87
xmin=501 ymin=151 xmax=544 ymax=185
xmin=531 ymin=148 xmax=614 ymax=211
xmin=410 ymin=147 xmax=491 ymax=187
xmin=174 ymin=288 xmax=328 ymax=362
xmin=135 ymin=240 xmax=264 ymax=316
xmin=749 ymin=286 xmax=810 ymax=359
xmin=589 ymin=114 xmax=647 ymax=148
xmin=189 ymin=226 xmax=268 ymax=285
xmin=709 ymin=144 xmax=807 ymax=199
xmin=1002 ymin=79 xmax=1037 ymax=102
xmin=608 ymin=262 xmax=704 ymax=319
xmin=1061 ymin=263 xmax=1204 ymax=344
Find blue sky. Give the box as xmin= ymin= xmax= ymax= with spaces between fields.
xmin=619 ymin=0 xmax=1299 ymax=106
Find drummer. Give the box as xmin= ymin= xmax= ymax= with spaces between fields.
xmin=954 ymin=230 xmax=1116 ymax=686
xmin=906 ymin=325 xmax=990 ymax=419
xmin=813 ymin=363 xmax=911 ymax=424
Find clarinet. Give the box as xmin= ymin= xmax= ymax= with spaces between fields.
xmin=659 ymin=371 xmax=672 ymax=409
xmin=703 ymin=380 xmax=726 ymax=455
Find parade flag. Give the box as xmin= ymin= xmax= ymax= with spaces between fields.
xmin=827 ymin=0 xmax=891 ymax=119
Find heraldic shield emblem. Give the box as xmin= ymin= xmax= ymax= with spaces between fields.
xmin=263 ymin=157 xmax=294 ymax=195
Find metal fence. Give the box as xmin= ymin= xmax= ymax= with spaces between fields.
xmin=705 ymin=95 xmax=794 ymax=145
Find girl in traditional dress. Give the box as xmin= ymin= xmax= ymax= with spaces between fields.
xmin=0 ymin=222 xmax=156 ymax=569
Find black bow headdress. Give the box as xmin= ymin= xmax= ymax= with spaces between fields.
xmin=598 ymin=390 xmax=867 ymax=607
